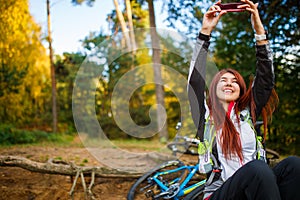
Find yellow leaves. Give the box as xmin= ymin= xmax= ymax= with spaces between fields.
xmin=0 ymin=0 xmax=50 ymax=125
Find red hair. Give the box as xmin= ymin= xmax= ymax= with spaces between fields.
xmin=207 ymin=68 xmax=278 ymax=161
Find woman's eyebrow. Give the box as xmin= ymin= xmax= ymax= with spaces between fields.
xmin=220 ymin=76 xmax=237 ymax=81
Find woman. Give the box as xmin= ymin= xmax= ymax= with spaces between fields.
xmin=187 ymin=0 xmax=300 ymax=199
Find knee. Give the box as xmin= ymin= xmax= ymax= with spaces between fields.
xmin=245 ymin=160 xmax=274 ymax=181
xmin=274 ymin=156 xmax=300 ymax=174
xmin=246 ymin=160 xmax=270 ymax=171
xmin=282 ymin=156 xmax=300 ymax=167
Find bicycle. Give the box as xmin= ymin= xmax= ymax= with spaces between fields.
xmin=127 ymin=121 xmax=281 ymax=200
xmin=166 ymin=122 xmax=199 ymax=156
xmin=167 ymin=136 xmax=199 ymax=156
xmin=127 ymin=120 xmax=210 ymax=199
xmin=127 ymin=158 xmax=206 ymax=200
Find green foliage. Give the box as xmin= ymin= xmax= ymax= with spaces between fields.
xmin=0 ymin=0 xmax=297 ymax=156
xmin=164 ymin=0 xmax=209 ymax=38
xmin=0 ymin=124 xmax=59 ymax=145
xmin=258 ymin=0 xmax=300 ymax=155
xmin=211 ymin=1 xmax=300 ymax=155
xmin=163 ymin=0 xmax=300 ymax=155
xmin=214 ymin=12 xmax=256 ymax=77
xmin=55 ymin=52 xmax=86 ymax=132
xmin=0 ymin=64 xmax=28 ymax=96
xmin=71 ymin=0 xmax=195 ymax=141
xmin=0 ymin=0 xmax=51 ymax=127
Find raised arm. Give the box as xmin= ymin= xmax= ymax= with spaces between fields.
xmin=187 ymin=39 xmax=208 ymax=141
xmin=240 ymin=0 xmax=275 ymax=117
xmin=188 ymin=1 xmax=226 ymax=140
xmin=252 ymin=40 xmax=274 ymax=117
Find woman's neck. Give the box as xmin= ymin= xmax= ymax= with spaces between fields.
xmin=221 ymin=101 xmax=230 ymax=112
xmin=222 ymin=101 xmax=235 ymax=116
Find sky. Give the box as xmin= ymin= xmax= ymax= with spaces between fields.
xmin=29 ymin=0 xmax=168 ymax=55
xmin=29 ymin=0 xmax=115 ymax=55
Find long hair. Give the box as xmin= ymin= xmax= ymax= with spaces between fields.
xmin=207 ymin=68 xmax=278 ymax=161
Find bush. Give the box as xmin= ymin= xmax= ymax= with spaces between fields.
xmin=0 ymin=124 xmax=57 ymax=145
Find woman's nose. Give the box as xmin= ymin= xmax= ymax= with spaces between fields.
xmin=225 ymin=82 xmax=232 ymax=86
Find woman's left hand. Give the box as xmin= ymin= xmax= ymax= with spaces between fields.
xmin=239 ymin=0 xmax=265 ymax=34
xmin=239 ymin=0 xmax=268 ymax=45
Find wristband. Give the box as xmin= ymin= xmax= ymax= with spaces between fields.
xmin=198 ymin=32 xmax=211 ymax=41
xmin=255 ymin=30 xmax=268 ymax=41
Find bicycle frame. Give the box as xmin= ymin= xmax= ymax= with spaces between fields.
xmin=151 ymin=163 xmax=206 ymax=199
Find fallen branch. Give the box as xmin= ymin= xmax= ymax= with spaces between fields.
xmin=0 ymin=155 xmax=144 ymax=200
xmin=0 ymin=155 xmax=142 ymax=178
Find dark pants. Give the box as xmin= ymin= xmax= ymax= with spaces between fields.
xmin=209 ymin=156 xmax=300 ymax=200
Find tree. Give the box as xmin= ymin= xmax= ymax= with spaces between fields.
xmin=0 ymin=0 xmax=51 ymax=128
xmin=147 ymin=0 xmax=168 ymax=141
xmin=72 ymin=0 xmax=134 ymax=50
xmin=163 ymin=0 xmax=208 ymax=38
xmin=47 ymin=0 xmax=58 ymax=133
xmin=72 ymin=0 xmax=170 ymax=141
xmin=212 ymin=0 xmax=300 ymax=155
xmin=159 ymin=0 xmax=300 ymax=154
xmin=112 ymin=0 xmax=131 ymax=49
xmin=259 ymin=0 xmax=300 ymax=154
xmin=54 ymin=52 xmax=85 ymax=132
xmin=125 ymin=0 xmax=137 ymax=50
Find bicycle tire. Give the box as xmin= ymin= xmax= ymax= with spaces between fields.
xmin=127 ymin=160 xmax=186 ymax=200
xmin=266 ymin=148 xmax=280 ymax=160
xmin=167 ymin=142 xmax=198 ymax=156
xmin=183 ymin=184 xmax=205 ymax=200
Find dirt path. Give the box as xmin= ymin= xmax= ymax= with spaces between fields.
xmin=0 ymin=146 xmax=143 ymax=200
xmin=0 ymin=145 xmax=196 ymax=200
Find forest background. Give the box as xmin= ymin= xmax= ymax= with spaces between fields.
xmin=0 ymin=0 xmax=299 ymax=156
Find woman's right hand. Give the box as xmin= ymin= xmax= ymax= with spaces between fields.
xmin=200 ymin=0 xmax=227 ymax=35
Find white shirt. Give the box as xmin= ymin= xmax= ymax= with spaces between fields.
xmin=216 ymin=107 xmax=257 ymax=181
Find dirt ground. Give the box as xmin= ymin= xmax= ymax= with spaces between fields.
xmin=0 ymin=141 xmax=196 ymax=200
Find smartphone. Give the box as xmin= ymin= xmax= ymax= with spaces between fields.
xmin=219 ymin=3 xmax=246 ymax=12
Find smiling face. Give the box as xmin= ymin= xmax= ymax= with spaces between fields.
xmin=216 ymin=72 xmax=240 ymax=104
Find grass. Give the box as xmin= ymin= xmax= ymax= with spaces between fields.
xmin=0 ymin=133 xmax=168 ymax=152
xmin=0 ymin=133 xmax=83 ymax=149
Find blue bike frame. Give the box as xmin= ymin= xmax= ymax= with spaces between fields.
xmin=152 ymin=163 xmax=206 ymax=199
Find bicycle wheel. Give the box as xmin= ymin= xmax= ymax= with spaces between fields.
xmin=183 ymin=184 xmax=205 ymax=200
xmin=127 ymin=160 xmax=186 ymax=200
xmin=266 ymin=148 xmax=280 ymax=167
xmin=266 ymin=148 xmax=280 ymax=160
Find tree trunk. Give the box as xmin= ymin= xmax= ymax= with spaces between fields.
xmin=125 ymin=0 xmax=136 ymax=51
xmin=47 ymin=0 xmax=58 ymax=133
xmin=113 ymin=0 xmax=131 ymax=50
xmin=147 ymin=0 xmax=168 ymax=142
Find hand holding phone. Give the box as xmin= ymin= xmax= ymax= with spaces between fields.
xmin=219 ymin=3 xmax=246 ymax=12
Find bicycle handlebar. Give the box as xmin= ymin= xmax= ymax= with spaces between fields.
xmin=174 ymin=135 xmax=200 ymax=144
xmin=184 ymin=137 xmax=200 ymax=144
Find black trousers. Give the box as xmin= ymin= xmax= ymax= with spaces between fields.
xmin=210 ymin=156 xmax=300 ymax=200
